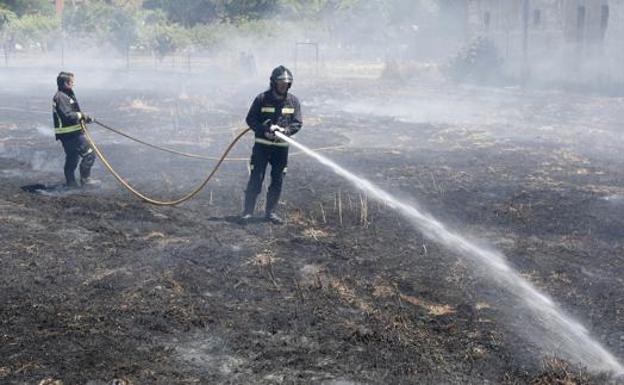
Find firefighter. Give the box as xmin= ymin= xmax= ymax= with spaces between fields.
xmin=241 ymin=65 xmax=303 ymax=224
xmin=52 ymin=71 xmax=96 ymax=188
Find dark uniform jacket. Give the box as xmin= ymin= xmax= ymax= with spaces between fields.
xmin=246 ymin=90 xmax=302 ymax=147
xmin=52 ymin=89 xmax=84 ymax=140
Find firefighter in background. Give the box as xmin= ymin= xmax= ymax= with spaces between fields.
xmin=241 ymin=65 xmax=303 ymax=224
xmin=52 ymin=71 xmax=96 ymax=188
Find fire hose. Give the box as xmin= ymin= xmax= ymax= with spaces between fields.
xmin=92 ymin=120 xmax=249 ymax=161
xmin=81 ymin=120 xmax=344 ymax=206
xmin=91 ymin=120 xmax=343 ymax=161
xmin=82 ymin=120 xmax=250 ymax=206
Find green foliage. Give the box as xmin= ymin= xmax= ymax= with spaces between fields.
xmin=143 ymin=0 xmax=279 ymax=24
xmin=278 ymin=0 xmax=357 ymax=19
xmin=100 ymin=6 xmax=138 ymax=53
xmin=143 ymin=0 xmax=217 ymax=26
xmin=0 ymin=8 xmax=18 ymax=29
xmin=0 ymin=0 xmax=463 ymax=58
xmin=0 ymin=0 xmax=54 ymax=16
xmin=0 ymin=8 xmax=16 ymax=50
xmin=140 ymin=8 xmax=167 ymax=25
xmin=11 ymin=13 xmax=59 ymax=48
xmin=187 ymin=22 xmax=222 ymax=49
xmin=140 ymin=21 xmax=190 ymax=60
xmin=230 ymin=17 xmax=273 ymax=39
xmin=61 ymin=5 xmax=96 ymax=38
xmin=62 ymin=4 xmax=138 ymax=54
xmin=220 ymin=0 xmax=278 ymax=21
xmin=444 ymin=36 xmax=503 ymax=84
xmin=185 ymin=18 xmax=274 ymax=50
xmin=97 ymin=0 xmax=143 ymax=11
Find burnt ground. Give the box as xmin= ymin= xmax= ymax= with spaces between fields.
xmin=1 ymin=71 xmax=624 ymax=385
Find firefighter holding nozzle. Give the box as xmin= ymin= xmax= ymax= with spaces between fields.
xmin=241 ymin=65 xmax=303 ymax=224
xmin=52 ymin=71 xmax=97 ymax=188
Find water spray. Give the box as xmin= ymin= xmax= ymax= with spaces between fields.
xmin=274 ymin=131 xmax=624 ymax=375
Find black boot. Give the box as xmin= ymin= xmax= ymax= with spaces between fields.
xmin=243 ymin=190 xmax=258 ymax=215
xmin=241 ymin=190 xmax=259 ymax=224
xmin=265 ymin=190 xmax=280 ymax=217
xmin=265 ymin=212 xmax=284 ymax=225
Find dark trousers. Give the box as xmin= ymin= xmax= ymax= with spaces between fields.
xmin=243 ymin=143 xmax=288 ymax=216
xmin=60 ymin=133 xmax=95 ymax=186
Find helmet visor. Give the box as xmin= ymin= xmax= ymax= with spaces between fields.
xmin=275 ymin=72 xmax=293 ymax=83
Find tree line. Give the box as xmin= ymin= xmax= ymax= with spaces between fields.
xmin=0 ymin=0 xmax=466 ymax=61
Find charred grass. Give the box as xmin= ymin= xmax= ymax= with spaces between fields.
xmin=1 ymin=81 xmax=624 ymax=384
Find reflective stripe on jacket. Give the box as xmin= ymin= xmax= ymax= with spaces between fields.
xmin=53 ymin=89 xmax=84 ymax=139
xmin=254 ymin=137 xmax=289 ymax=147
xmin=54 ymin=124 xmax=82 ymax=135
xmin=245 ymin=90 xmax=302 ymax=147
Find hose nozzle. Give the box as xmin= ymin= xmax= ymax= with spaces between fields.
xmin=270 ymin=124 xmax=285 ymax=133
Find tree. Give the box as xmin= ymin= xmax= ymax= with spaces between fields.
xmin=12 ymin=13 xmax=59 ymax=50
xmin=139 ymin=18 xmax=190 ymax=61
xmin=220 ymin=0 xmax=279 ymax=20
xmin=94 ymin=6 xmax=138 ymax=55
xmin=0 ymin=8 xmax=17 ymax=27
xmin=0 ymin=0 xmax=54 ymax=16
xmin=143 ymin=0 xmax=282 ymax=24
xmin=0 ymin=8 xmax=16 ymax=64
xmin=61 ymin=5 xmax=97 ymax=40
xmin=278 ymin=0 xmax=357 ymax=19
xmin=143 ymin=0 xmax=218 ymax=26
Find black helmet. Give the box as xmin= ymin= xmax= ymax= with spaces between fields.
xmin=270 ymin=65 xmax=293 ymax=91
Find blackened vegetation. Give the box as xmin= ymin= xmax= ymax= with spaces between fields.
xmin=1 ymin=79 xmax=623 ymax=385
xmin=444 ymin=37 xmax=504 ymax=84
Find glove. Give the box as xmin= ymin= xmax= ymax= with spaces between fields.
xmin=80 ymin=113 xmax=93 ymax=124
xmin=264 ymin=130 xmax=276 ymax=140
xmin=270 ymin=124 xmax=285 ymax=133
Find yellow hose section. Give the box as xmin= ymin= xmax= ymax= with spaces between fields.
xmin=81 ymin=121 xmax=250 ymax=206
xmin=93 ymin=120 xmax=344 ymax=159
xmin=94 ymin=120 xmax=249 ymax=161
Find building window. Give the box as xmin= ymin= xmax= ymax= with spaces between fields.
xmin=577 ymin=6 xmax=586 ymax=42
xmin=533 ymin=9 xmax=541 ymax=26
xmin=601 ymin=5 xmax=609 ymax=40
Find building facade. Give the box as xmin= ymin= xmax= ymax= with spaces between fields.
xmin=467 ymin=0 xmax=624 ymax=83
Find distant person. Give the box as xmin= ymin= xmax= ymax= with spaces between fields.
xmin=246 ymin=52 xmax=257 ymax=76
xmin=241 ymin=65 xmax=302 ymax=224
xmin=239 ymin=51 xmax=257 ymax=76
xmin=52 ymin=71 xmax=97 ymax=188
